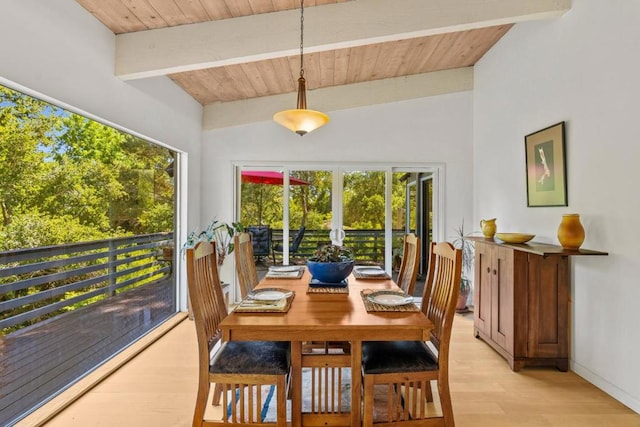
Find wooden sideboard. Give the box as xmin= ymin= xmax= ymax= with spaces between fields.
xmin=469 ymin=237 xmax=607 ymax=371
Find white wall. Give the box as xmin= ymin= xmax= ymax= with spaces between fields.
xmin=474 ymin=0 xmax=640 ymax=413
xmin=201 ymin=92 xmax=474 ymax=283
xmin=0 ymin=0 xmax=203 ymax=310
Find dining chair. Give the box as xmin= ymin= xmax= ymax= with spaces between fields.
xmin=361 ymin=241 xmax=462 ymax=426
xmin=234 ymin=232 xmax=259 ymax=299
xmin=271 ymin=225 xmax=306 ymax=264
xmin=246 ymin=225 xmax=272 ymax=262
xmin=186 ymin=241 xmax=290 ymax=427
xmin=396 ymin=233 xmax=421 ymax=295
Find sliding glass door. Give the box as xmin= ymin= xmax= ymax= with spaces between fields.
xmin=341 ymin=170 xmax=387 ymax=267
xmin=237 ymin=164 xmax=440 ymax=295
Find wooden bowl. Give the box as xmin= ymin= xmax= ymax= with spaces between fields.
xmin=495 ymin=233 xmax=535 ymax=244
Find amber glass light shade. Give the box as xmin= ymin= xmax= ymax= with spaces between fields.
xmin=273 ymin=109 xmax=329 ymax=136
xmin=274 ymin=75 xmax=329 ymax=136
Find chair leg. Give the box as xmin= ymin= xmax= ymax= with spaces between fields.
xmin=192 ymin=377 xmax=210 ymax=427
xmin=276 ymin=375 xmax=287 ymax=427
xmin=211 ymin=383 xmax=222 ymax=405
xmin=362 ymin=375 xmax=375 ymax=427
xmin=424 ymin=379 xmax=434 ymax=402
xmin=438 ymin=378 xmax=455 ymax=426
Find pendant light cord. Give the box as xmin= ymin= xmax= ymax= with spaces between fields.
xmin=273 ymin=0 xmax=328 ymax=135
xmin=299 ymin=0 xmax=305 ymax=78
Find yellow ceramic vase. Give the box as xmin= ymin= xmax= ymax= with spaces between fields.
xmin=480 ymin=218 xmax=497 ymax=239
xmin=557 ymin=214 xmax=585 ymax=250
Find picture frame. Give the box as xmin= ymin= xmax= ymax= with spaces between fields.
xmin=525 ymin=121 xmax=567 ymax=207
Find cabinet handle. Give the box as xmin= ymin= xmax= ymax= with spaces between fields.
xmin=486 ymin=267 xmax=490 ymax=273
xmin=493 ymin=269 xmax=497 ymax=275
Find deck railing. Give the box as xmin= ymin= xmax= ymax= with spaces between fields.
xmin=1 ymin=229 xmax=419 ymax=333
xmin=0 ymin=233 xmax=175 ymax=425
xmin=270 ymin=228 xmax=407 ymax=263
xmin=0 ymin=232 xmax=174 ymax=333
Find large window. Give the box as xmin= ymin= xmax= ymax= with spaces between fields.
xmin=0 ymin=84 xmax=177 ymax=425
xmin=237 ymin=164 xmax=441 ymax=298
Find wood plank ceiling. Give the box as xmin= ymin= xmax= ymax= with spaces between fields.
xmin=74 ymin=0 xmax=570 ymax=129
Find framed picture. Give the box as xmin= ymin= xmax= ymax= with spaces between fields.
xmin=525 ymin=121 xmax=567 ymax=207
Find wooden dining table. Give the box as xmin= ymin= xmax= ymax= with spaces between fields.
xmin=219 ymin=268 xmax=433 ymax=427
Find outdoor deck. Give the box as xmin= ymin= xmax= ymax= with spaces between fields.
xmin=37 ymin=313 xmax=640 ymax=427
xmin=1 ymin=278 xmax=175 ymax=426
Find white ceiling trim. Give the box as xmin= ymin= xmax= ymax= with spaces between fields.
xmin=202 ymin=67 xmax=473 ymax=130
xmin=116 ymin=0 xmax=570 ymax=81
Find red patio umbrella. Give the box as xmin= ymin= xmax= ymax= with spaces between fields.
xmin=241 ymin=171 xmax=309 ymax=186
xmin=241 ymin=171 xmax=309 ymax=225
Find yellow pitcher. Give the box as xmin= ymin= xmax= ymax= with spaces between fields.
xmin=480 ymin=218 xmax=497 ymax=239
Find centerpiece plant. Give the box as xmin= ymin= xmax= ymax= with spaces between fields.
xmin=308 ymin=244 xmax=354 ymax=263
xmin=307 ymin=244 xmax=355 ymax=283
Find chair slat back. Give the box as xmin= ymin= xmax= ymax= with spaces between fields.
xmin=397 ymin=233 xmax=421 ymax=295
xmin=421 ymin=242 xmax=462 ymax=356
xmin=234 ymin=232 xmax=259 ymax=299
xmin=186 ymin=242 xmax=227 ymax=364
xmin=291 ymin=226 xmax=306 ymax=252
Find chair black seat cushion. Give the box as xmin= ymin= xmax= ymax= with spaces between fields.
xmin=362 ymin=341 xmax=438 ymax=374
xmin=210 ymin=341 xmax=290 ymax=375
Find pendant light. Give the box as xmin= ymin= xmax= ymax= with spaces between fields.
xmin=273 ymin=0 xmax=329 ymax=136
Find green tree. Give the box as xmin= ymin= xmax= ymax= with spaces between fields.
xmin=343 ymin=171 xmax=386 ymax=229
xmin=0 ymin=87 xmax=61 ymax=226
xmin=0 ymin=84 xmax=175 ymax=249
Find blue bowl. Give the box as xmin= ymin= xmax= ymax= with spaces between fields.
xmin=306 ymin=260 xmax=355 ymax=283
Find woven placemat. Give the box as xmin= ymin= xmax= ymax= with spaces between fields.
xmin=360 ymin=290 xmax=420 ymax=312
xmin=234 ymin=289 xmax=295 ymax=313
xmin=307 ymin=286 xmax=349 ymax=294
xmin=352 ymin=269 xmax=391 ymax=280
xmin=264 ymin=267 xmax=305 ymax=280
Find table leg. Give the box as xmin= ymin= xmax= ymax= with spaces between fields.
xmin=291 ymin=341 xmax=302 ymax=427
xmin=350 ymin=341 xmax=362 ymax=427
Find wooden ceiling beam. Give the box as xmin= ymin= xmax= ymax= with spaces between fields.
xmin=116 ymin=0 xmax=570 ymax=80
xmin=202 ymin=67 xmax=473 ymax=130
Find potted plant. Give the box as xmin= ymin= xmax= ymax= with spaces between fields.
xmin=182 ymin=219 xmax=244 ymax=266
xmin=306 ymin=244 xmax=355 ymax=283
xmin=161 ymin=244 xmax=174 ymax=260
xmin=452 ymin=220 xmax=474 ymax=313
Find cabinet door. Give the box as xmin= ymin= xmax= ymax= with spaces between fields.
xmin=527 ymin=254 xmax=569 ymax=359
xmin=490 ymin=246 xmax=514 ymax=353
xmin=473 ymin=242 xmax=493 ymax=335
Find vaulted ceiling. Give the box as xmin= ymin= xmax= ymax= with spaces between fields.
xmin=75 ymin=0 xmax=571 ymax=129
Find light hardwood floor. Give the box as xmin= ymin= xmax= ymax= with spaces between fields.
xmin=42 ymin=313 xmax=640 ymax=427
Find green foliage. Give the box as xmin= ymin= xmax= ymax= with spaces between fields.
xmin=139 ymin=204 xmax=174 ymax=233
xmin=0 ymin=84 xmax=175 ymax=249
xmin=343 ymin=171 xmax=386 ymax=229
xmin=0 ymin=212 xmax=114 ymax=250
xmin=240 ymin=170 xmax=412 ymax=232
xmin=182 ymin=219 xmax=244 ymax=265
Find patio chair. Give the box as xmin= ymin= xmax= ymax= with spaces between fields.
xmin=234 ymin=232 xmax=259 ymax=299
xmin=397 ymin=233 xmax=421 ymax=295
xmin=361 ymin=241 xmax=462 ymax=426
xmin=246 ymin=225 xmax=272 ymax=262
xmin=271 ymin=226 xmax=305 ymax=264
xmin=186 ymin=241 xmax=290 ymax=426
